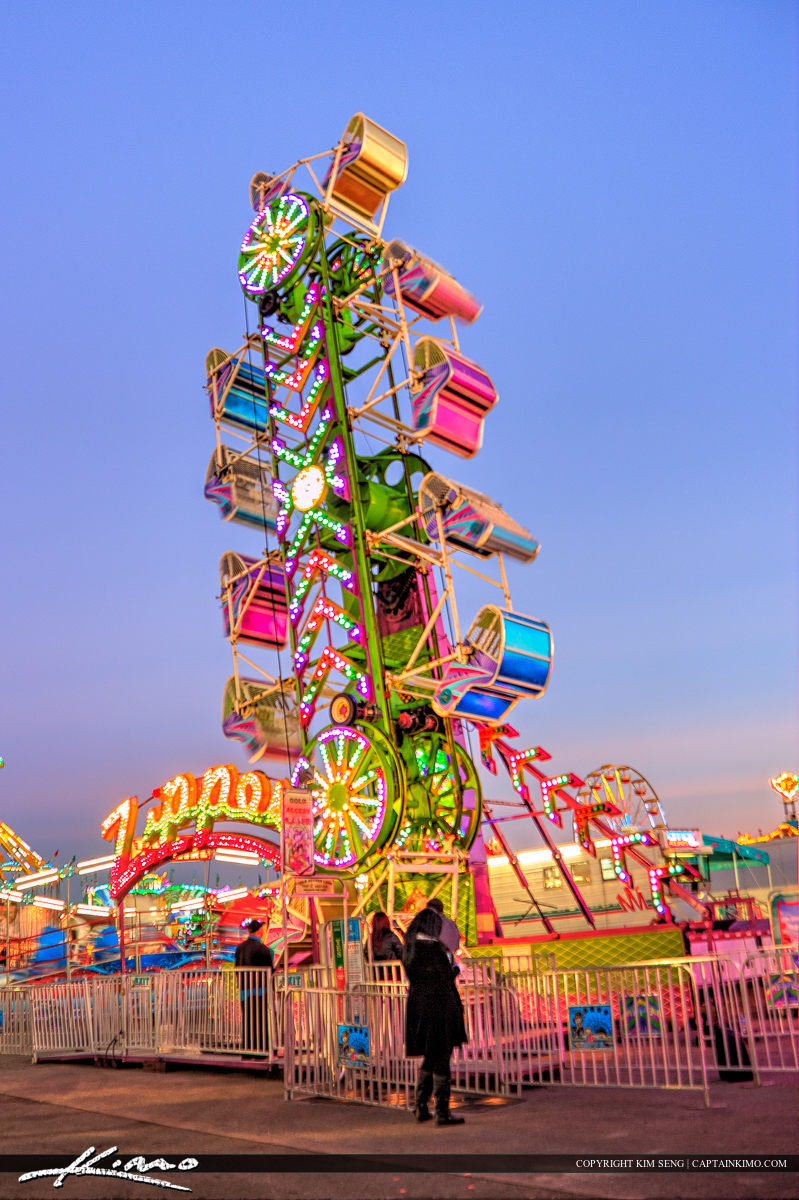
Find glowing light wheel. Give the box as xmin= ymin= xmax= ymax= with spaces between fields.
xmin=294 ymin=724 xmax=404 ymax=869
xmin=576 ymin=765 xmax=667 ymax=836
xmin=238 ymin=192 xmax=321 ymax=298
xmin=396 ymin=734 xmax=482 ymax=853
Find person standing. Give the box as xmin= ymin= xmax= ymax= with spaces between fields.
xmin=425 ymin=897 xmax=461 ymax=961
xmin=402 ymin=906 xmax=467 ymax=1126
xmin=234 ymin=919 xmax=274 ymax=1056
xmin=370 ymin=911 xmax=404 ymax=962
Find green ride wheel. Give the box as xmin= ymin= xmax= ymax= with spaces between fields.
xmin=394 ymin=732 xmax=483 ymax=854
xmin=295 ymin=722 xmax=405 ymax=870
xmin=237 ymin=192 xmax=322 ymax=300
xmin=324 ymin=235 xmax=384 ymax=356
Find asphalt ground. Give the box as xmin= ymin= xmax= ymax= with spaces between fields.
xmin=0 ymin=1057 xmax=795 ymax=1200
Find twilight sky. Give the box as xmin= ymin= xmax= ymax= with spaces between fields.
xmin=0 ymin=1 xmax=796 ymax=864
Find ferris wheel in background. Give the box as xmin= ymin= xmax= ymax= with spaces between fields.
xmin=576 ymin=765 xmax=668 ymax=837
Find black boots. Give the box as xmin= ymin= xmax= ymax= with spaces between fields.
xmin=414 ymin=1068 xmax=433 ymax=1122
xmin=413 ymin=1069 xmax=465 ymax=1126
xmin=433 ymin=1073 xmax=464 ymax=1126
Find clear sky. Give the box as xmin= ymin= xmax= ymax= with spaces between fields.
xmin=0 ymin=1 xmax=796 ymax=864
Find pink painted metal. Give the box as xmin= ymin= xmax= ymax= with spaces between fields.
xmin=219 ymin=553 xmax=288 ymax=650
xmin=411 ymin=340 xmax=498 ymax=458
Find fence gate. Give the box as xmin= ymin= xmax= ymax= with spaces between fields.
xmin=0 ymin=986 xmax=30 ymax=1055
xmin=29 ymin=981 xmax=94 ymax=1059
xmin=284 ymin=983 xmax=416 ymax=1109
xmin=740 ymin=946 xmax=799 ymax=1076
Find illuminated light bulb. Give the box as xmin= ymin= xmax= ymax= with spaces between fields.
xmin=290 ymin=465 xmax=328 ymax=513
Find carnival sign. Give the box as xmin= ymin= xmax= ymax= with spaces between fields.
xmin=281 ymin=787 xmax=315 ymax=876
xmin=100 ymin=764 xmax=284 ymax=898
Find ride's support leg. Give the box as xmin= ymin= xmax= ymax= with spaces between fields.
xmin=414 ymin=1068 xmax=434 ymax=1122
xmin=433 ymin=1057 xmax=464 ymax=1126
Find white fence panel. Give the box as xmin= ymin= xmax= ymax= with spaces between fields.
xmin=29 ymin=981 xmax=94 ymax=1057
xmin=89 ymin=976 xmax=124 ymax=1057
xmin=0 ymin=987 xmax=31 ymax=1055
xmin=740 ymin=946 xmax=799 ymax=1075
xmin=503 ymin=960 xmax=710 ymax=1105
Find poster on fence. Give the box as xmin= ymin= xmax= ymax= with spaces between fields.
xmin=345 ymin=917 xmax=365 ymax=987
xmin=568 ymin=1004 xmax=613 ymax=1051
xmin=624 ymin=994 xmax=662 ymax=1036
xmin=337 ymin=1023 xmax=370 ymax=1067
xmin=765 ymin=973 xmax=799 ymax=1010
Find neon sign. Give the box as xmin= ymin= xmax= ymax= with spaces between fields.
xmin=664 ymin=829 xmax=701 ymax=850
xmin=770 ymin=772 xmax=798 ymax=804
xmin=101 ymin=764 xmax=283 ymax=898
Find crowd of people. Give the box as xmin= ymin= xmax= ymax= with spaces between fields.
xmin=236 ymin=897 xmax=468 ymax=1126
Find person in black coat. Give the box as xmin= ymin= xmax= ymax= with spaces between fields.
xmin=402 ymin=906 xmax=467 ymax=1125
xmin=234 ymin=919 xmax=274 ymax=1055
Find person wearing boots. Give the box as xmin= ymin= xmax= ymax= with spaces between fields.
xmin=401 ymin=905 xmax=467 ymax=1126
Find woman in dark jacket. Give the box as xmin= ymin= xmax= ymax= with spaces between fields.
xmin=402 ymin=906 xmax=467 ymax=1125
xmin=370 ymin=911 xmax=403 ymax=962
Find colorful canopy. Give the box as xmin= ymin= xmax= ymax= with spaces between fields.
xmin=699 ymin=834 xmax=770 ymax=866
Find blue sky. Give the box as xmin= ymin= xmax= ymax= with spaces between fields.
xmin=0 ymin=1 xmax=796 ymax=863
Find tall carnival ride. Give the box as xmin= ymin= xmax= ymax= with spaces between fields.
xmin=0 ymin=116 xmax=708 ymax=985
xmin=204 ymin=113 xmax=703 ymax=943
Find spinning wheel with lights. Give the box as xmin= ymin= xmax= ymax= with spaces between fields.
xmin=576 ymin=765 xmax=667 ymax=836
xmin=393 ymin=733 xmax=482 ymax=854
xmin=238 ymin=192 xmax=322 ymax=299
xmin=299 ymin=724 xmax=404 ymax=869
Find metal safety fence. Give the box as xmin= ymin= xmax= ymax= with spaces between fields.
xmin=285 ymin=982 xmax=415 ymax=1108
xmin=17 ymin=969 xmax=281 ymax=1064
xmin=0 ymin=986 xmax=31 ymax=1055
xmin=740 ymin=946 xmax=799 ymax=1076
xmin=504 ymin=959 xmax=710 ymax=1105
xmin=0 ymin=948 xmax=795 ymax=1109
xmin=28 ymin=980 xmax=95 ymax=1056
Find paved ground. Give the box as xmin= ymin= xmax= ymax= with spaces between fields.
xmin=0 ymin=1057 xmax=795 ymax=1200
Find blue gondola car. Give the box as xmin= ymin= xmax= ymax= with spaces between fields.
xmin=206 ymin=348 xmax=269 ymax=433
xmin=433 ymin=606 xmax=553 ymax=725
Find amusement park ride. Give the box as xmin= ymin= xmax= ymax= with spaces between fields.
xmin=197 ymin=112 xmax=703 ymax=943
xmin=0 ymin=115 xmax=715 ymax=983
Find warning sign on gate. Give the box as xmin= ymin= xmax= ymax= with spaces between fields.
xmin=288 ymin=877 xmax=339 ymax=897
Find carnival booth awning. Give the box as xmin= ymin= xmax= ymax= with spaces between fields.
xmin=698 ymin=835 xmax=770 ymax=867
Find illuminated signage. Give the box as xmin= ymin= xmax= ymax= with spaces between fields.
xmin=664 ymin=829 xmax=701 ymax=850
xmin=101 ymin=764 xmax=283 ymax=898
